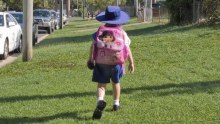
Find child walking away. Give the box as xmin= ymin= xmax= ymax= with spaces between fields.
xmin=87 ymin=6 xmax=134 ymax=120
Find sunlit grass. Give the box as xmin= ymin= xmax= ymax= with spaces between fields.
xmin=0 ymin=18 xmax=220 ymax=123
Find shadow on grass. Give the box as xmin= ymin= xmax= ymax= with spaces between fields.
xmin=34 ymin=34 xmax=93 ymax=50
xmin=0 ymin=80 xmax=219 ymax=103
xmin=0 ymin=80 xmax=219 ymax=123
xmin=123 ymin=80 xmax=220 ymax=96
xmin=36 ymin=23 xmax=219 ymax=49
xmin=0 ymin=111 xmax=90 ymax=123
xmin=126 ymin=23 xmax=217 ymax=37
xmin=0 ymin=91 xmax=95 ymax=103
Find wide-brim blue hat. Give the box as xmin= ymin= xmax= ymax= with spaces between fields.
xmin=96 ymin=6 xmax=130 ymax=25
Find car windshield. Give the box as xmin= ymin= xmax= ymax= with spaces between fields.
xmin=0 ymin=15 xmax=4 ymax=26
xmin=34 ymin=10 xmax=50 ymax=17
xmin=11 ymin=13 xmax=23 ymax=23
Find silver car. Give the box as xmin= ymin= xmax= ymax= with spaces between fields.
xmin=33 ymin=9 xmax=55 ymax=34
xmin=50 ymin=10 xmax=59 ymax=30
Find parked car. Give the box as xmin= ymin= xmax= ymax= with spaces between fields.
xmin=63 ymin=13 xmax=68 ymax=24
xmin=9 ymin=11 xmax=38 ymax=46
xmin=56 ymin=12 xmax=68 ymax=25
xmin=33 ymin=9 xmax=55 ymax=34
xmin=50 ymin=10 xmax=59 ymax=29
xmin=0 ymin=12 xmax=22 ymax=60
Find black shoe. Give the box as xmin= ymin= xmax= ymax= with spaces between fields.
xmin=92 ymin=100 xmax=106 ymax=120
xmin=112 ymin=105 xmax=120 ymax=111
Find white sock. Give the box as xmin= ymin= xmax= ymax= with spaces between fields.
xmin=97 ymin=97 xmax=104 ymax=103
xmin=114 ymin=100 xmax=120 ymax=106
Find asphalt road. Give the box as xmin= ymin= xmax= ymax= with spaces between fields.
xmin=0 ymin=33 xmax=48 ymax=68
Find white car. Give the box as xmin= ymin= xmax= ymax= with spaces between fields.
xmin=0 ymin=12 xmax=22 ymax=60
xmin=9 ymin=12 xmax=38 ymax=46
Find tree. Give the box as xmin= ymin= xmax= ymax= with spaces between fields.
xmin=167 ymin=0 xmax=220 ymax=24
xmin=3 ymin=0 xmax=22 ymax=11
xmin=0 ymin=0 xmax=6 ymax=11
xmin=2 ymin=0 xmax=55 ymax=10
xmin=33 ymin=0 xmax=49 ymax=9
xmin=202 ymin=0 xmax=220 ymax=24
xmin=166 ymin=0 xmax=193 ymax=24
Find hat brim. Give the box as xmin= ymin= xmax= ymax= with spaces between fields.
xmin=96 ymin=11 xmax=130 ymax=25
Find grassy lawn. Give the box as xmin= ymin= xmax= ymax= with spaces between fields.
xmin=0 ymin=17 xmax=220 ymax=123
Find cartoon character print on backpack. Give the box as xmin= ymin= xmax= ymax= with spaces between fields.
xmin=98 ymin=31 xmax=115 ymax=49
xmin=94 ymin=26 xmax=127 ymax=65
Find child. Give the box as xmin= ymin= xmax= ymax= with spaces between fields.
xmin=87 ymin=6 xmax=134 ymax=120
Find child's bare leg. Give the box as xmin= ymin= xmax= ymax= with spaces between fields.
xmin=112 ymin=83 xmax=120 ymax=106
xmin=97 ymin=83 xmax=107 ymax=102
xmin=93 ymin=83 xmax=107 ymax=120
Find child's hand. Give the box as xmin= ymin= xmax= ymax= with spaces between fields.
xmin=128 ymin=63 xmax=134 ymax=73
xmin=87 ymin=60 xmax=95 ymax=70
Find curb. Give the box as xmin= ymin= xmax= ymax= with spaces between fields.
xmin=0 ymin=34 xmax=49 ymax=68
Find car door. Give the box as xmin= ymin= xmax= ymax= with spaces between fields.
xmin=6 ymin=14 xmax=18 ymax=51
xmin=9 ymin=14 xmax=21 ymax=46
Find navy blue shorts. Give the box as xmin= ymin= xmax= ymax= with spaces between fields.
xmin=92 ymin=64 xmax=123 ymax=83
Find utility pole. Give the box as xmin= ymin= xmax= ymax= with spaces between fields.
xmin=144 ymin=0 xmax=147 ymax=22
xmin=148 ymin=0 xmax=152 ymax=21
xmin=43 ymin=0 xmax=45 ymax=8
xmin=67 ymin=0 xmax=70 ymax=17
xmin=115 ymin=0 xmax=119 ymax=6
xmin=59 ymin=0 xmax=63 ymax=29
xmin=22 ymin=0 xmax=33 ymax=61
xmin=144 ymin=0 xmax=152 ymax=22
xmin=77 ymin=0 xmax=78 ymax=9
xmin=135 ymin=0 xmax=138 ymax=16
xmin=82 ymin=0 xmax=85 ymax=19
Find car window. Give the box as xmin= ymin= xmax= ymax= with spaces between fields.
xmin=34 ymin=10 xmax=50 ymax=17
xmin=7 ymin=14 xmax=17 ymax=23
xmin=6 ymin=14 xmax=17 ymax=26
xmin=51 ymin=12 xmax=55 ymax=17
xmin=0 ymin=15 xmax=4 ymax=26
xmin=11 ymin=13 xmax=23 ymax=23
xmin=6 ymin=15 xmax=12 ymax=26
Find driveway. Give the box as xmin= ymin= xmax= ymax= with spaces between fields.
xmin=0 ymin=33 xmax=48 ymax=68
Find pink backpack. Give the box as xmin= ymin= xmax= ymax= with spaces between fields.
xmin=93 ymin=26 xmax=128 ymax=65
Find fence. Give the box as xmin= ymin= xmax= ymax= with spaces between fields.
xmin=193 ymin=0 xmax=206 ymax=23
xmin=121 ymin=5 xmax=169 ymax=24
xmin=152 ymin=4 xmax=169 ymax=23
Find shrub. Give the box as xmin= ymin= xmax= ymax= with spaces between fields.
xmin=202 ymin=0 xmax=220 ymax=24
xmin=166 ymin=0 xmax=193 ymax=25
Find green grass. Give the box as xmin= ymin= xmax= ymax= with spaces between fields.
xmin=0 ymin=17 xmax=220 ymax=123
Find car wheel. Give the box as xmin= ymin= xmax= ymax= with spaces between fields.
xmin=55 ymin=24 xmax=59 ymax=30
xmin=47 ymin=27 xmax=52 ymax=34
xmin=0 ymin=39 xmax=9 ymax=60
xmin=16 ymin=38 xmax=22 ymax=53
xmin=33 ymin=36 xmax=38 ymax=46
xmin=52 ymin=25 xmax=55 ymax=32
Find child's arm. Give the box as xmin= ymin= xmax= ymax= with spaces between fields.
xmin=87 ymin=42 xmax=95 ymax=70
xmin=88 ymin=32 xmax=97 ymax=62
xmin=127 ymin=47 xmax=134 ymax=73
xmin=88 ymin=43 xmax=94 ymax=62
xmin=123 ymin=30 xmax=134 ymax=73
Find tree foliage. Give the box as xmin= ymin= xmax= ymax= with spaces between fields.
xmin=166 ymin=0 xmax=193 ymax=24
xmin=202 ymin=0 xmax=220 ymax=23
xmin=75 ymin=0 xmax=132 ymax=16
xmin=2 ymin=0 xmax=55 ymax=11
xmin=166 ymin=0 xmax=220 ymax=24
xmin=3 ymin=0 xmax=22 ymax=11
xmin=2 ymin=0 xmax=133 ymax=16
